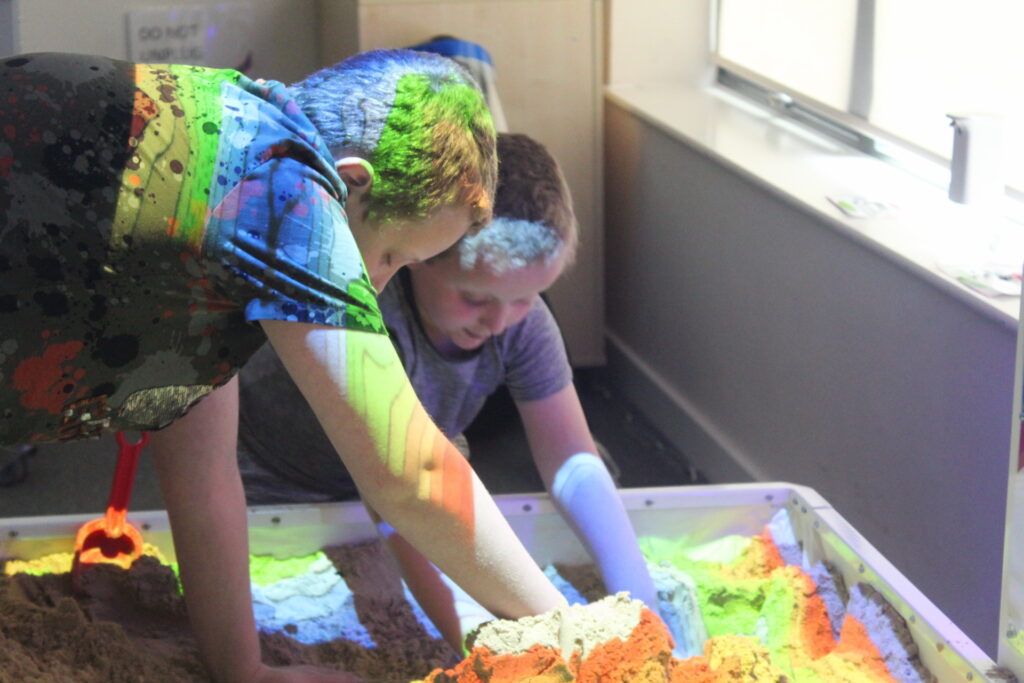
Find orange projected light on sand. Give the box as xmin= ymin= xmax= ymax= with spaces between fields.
xmin=73 ymin=431 xmax=149 ymax=573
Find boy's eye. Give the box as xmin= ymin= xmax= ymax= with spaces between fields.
xmin=461 ymin=294 xmax=487 ymax=306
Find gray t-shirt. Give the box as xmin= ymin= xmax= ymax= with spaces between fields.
xmin=237 ymin=269 xmax=572 ymax=500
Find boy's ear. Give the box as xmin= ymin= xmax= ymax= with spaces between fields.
xmin=335 ymin=157 xmax=375 ymax=195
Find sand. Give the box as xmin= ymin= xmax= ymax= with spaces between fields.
xmin=0 ymin=542 xmax=460 ymax=682
xmin=0 ymin=512 xmax=962 ymax=683
xmin=412 ymin=530 xmax=912 ymax=683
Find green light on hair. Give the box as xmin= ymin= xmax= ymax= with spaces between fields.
xmin=369 ymin=72 xmax=493 ymax=222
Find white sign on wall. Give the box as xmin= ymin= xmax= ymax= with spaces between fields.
xmin=127 ymin=4 xmax=254 ymax=71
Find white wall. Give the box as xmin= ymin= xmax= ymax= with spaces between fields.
xmin=603 ymin=1 xmax=1016 ymax=656
xmin=605 ymin=0 xmax=709 ymax=87
xmin=0 ymin=1 xmax=14 ymax=57
xmin=4 ymin=0 xmax=320 ymax=83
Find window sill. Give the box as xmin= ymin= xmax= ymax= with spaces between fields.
xmin=604 ymin=83 xmax=1022 ymax=332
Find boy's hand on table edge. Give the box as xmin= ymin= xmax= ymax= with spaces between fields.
xmin=249 ymin=664 xmax=366 ymax=683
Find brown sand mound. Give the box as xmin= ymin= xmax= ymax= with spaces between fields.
xmin=0 ymin=542 xmax=459 ymax=683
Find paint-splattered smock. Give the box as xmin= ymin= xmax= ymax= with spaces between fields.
xmin=0 ymin=53 xmax=383 ymax=444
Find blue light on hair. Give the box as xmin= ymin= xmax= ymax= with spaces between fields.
xmin=291 ymin=49 xmax=479 ymax=158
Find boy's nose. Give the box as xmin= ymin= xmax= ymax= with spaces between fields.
xmin=372 ymin=265 xmax=400 ymax=293
xmin=482 ymin=305 xmax=511 ymax=335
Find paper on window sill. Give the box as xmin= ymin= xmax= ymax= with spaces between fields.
xmin=936 ymin=262 xmax=1021 ymax=297
xmin=934 ymin=220 xmax=1024 ymax=297
xmin=827 ymin=194 xmax=901 ymax=220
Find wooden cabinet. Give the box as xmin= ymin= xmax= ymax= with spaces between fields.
xmin=322 ymin=0 xmax=606 ymax=365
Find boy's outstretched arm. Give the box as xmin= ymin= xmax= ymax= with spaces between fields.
xmin=363 ymin=504 xmax=492 ymax=653
xmin=518 ymin=383 xmax=659 ymax=609
xmin=260 ymin=319 xmax=565 ymax=619
xmin=150 ymin=378 xmax=363 ymax=683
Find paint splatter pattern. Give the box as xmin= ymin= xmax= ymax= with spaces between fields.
xmin=0 ymin=53 xmax=383 ymax=444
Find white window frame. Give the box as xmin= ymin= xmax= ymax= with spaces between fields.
xmin=709 ymin=0 xmax=1022 ymax=204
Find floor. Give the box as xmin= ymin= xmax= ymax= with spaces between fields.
xmin=0 ymin=367 xmax=704 ymax=519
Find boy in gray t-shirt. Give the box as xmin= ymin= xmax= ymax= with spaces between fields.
xmin=238 ymin=133 xmax=657 ymax=650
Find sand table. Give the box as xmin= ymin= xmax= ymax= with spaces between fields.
xmin=0 ymin=542 xmax=459 ymax=682
xmin=415 ymin=519 xmax=932 ymax=683
xmin=1 ymin=510 xmax=937 ymax=682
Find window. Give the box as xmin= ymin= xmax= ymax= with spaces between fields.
xmin=714 ymin=0 xmax=1024 ymax=197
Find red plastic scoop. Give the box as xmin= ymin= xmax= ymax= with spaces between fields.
xmin=73 ymin=431 xmax=149 ymax=572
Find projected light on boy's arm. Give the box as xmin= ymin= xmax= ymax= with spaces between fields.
xmin=260 ymin=319 xmax=564 ymax=620
xmin=345 ymin=329 xmax=475 ymax=536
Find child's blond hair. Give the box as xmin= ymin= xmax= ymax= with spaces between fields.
xmin=449 ymin=133 xmax=577 ymax=274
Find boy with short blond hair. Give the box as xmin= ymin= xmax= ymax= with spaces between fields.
xmin=240 ymin=133 xmax=656 ymax=651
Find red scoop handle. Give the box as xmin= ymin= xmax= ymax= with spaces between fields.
xmin=108 ymin=431 xmax=148 ymax=515
xmin=73 ymin=430 xmax=149 ymax=574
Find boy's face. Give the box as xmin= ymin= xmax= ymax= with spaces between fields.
xmin=408 ymin=252 xmax=567 ymax=354
xmin=349 ymin=204 xmax=473 ymax=293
